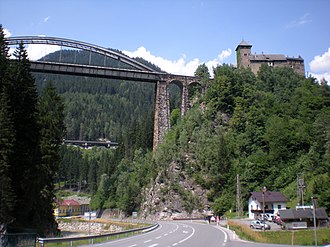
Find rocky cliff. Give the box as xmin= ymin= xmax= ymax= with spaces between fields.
xmin=140 ymin=159 xmax=212 ymax=220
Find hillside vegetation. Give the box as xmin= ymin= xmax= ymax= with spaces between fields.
xmin=148 ymin=64 xmax=329 ymax=217
xmin=38 ymin=49 xmax=330 ymax=217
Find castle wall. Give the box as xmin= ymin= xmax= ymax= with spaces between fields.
xmin=236 ymin=41 xmax=305 ymax=77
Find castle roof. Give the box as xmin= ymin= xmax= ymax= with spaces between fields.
xmin=236 ymin=40 xmax=252 ymax=51
xmin=249 ymin=54 xmax=286 ymax=61
xmin=287 ymin=56 xmax=304 ymax=61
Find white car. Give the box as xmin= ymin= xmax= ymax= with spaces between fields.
xmin=258 ymin=213 xmax=276 ymax=222
xmin=250 ymin=220 xmax=271 ymax=230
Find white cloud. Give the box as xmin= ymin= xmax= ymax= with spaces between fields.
xmin=123 ymin=47 xmax=232 ymax=76
xmin=309 ymin=48 xmax=330 ymax=83
xmin=309 ymin=48 xmax=330 ymax=73
xmin=9 ymin=44 xmax=61 ymax=60
xmin=310 ymin=72 xmax=330 ymax=84
xmin=205 ymin=49 xmax=232 ymax=74
xmin=286 ymin=13 xmax=311 ymax=29
xmin=26 ymin=44 xmax=61 ymax=60
xmin=44 ymin=16 xmax=51 ymax=23
xmin=4 ymin=28 xmax=12 ymax=37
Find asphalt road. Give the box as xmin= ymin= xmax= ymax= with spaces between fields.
xmin=82 ymin=221 xmax=309 ymax=247
xmin=82 ymin=221 xmax=226 ymax=247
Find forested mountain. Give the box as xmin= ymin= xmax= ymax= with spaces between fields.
xmin=37 ymin=46 xmax=330 ymax=218
xmin=34 ymin=49 xmax=177 ymax=149
xmin=51 ymin=55 xmax=329 ymax=219
xmin=2 ymin=22 xmax=329 ymax=237
xmin=145 ymin=64 xmax=330 ymax=217
xmin=32 ymin=49 xmax=181 ymax=214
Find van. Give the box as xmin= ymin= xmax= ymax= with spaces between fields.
xmin=265 ymin=213 xmax=276 ymax=221
xmin=259 ymin=213 xmax=276 ymax=222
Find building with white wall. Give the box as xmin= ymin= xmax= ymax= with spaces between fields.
xmin=248 ymin=191 xmax=288 ymax=219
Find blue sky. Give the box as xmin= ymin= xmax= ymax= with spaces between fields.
xmin=1 ymin=0 xmax=329 ymax=80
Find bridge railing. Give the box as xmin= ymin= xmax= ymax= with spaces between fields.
xmin=37 ymin=222 xmax=158 ymax=247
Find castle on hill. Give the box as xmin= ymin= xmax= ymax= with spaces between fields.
xmin=236 ymin=40 xmax=305 ymax=76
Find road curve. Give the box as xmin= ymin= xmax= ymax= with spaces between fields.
xmin=82 ymin=221 xmax=227 ymax=247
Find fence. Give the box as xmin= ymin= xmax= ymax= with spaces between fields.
xmin=37 ymin=223 xmax=158 ymax=247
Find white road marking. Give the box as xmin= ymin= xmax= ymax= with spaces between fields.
xmin=155 ymin=236 xmax=162 ymax=239
xmin=172 ymin=243 xmax=178 ymax=246
xmin=178 ymin=224 xmax=195 ymax=244
xmin=214 ymin=226 xmax=228 ymax=243
xmin=164 ymin=233 xmax=168 ymax=236
xmin=128 ymin=245 xmax=137 ymax=247
xmin=93 ymin=222 xmax=163 ymax=246
xmin=144 ymin=239 xmax=152 ymax=243
xmin=148 ymin=244 xmax=158 ymax=247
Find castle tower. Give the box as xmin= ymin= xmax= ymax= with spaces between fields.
xmin=236 ymin=40 xmax=252 ymax=69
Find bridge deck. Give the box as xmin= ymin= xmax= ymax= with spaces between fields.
xmin=30 ymin=61 xmax=167 ymax=83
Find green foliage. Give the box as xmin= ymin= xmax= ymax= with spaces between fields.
xmin=0 ymin=25 xmax=16 ymax=227
xmin=152 ymin=64 xmax=330 ymax=215
xmin=194 ymin=63 xmax=210 ymax=93
xmin=0 ymin=27 xmax=65 ymax=236
xmin=90 ymin=174 xmax=111 ymax=210
xmin=170 ymin=108 xmax=180 ymax=126
xmin=7 ymin=32 xmax=327 ymax=222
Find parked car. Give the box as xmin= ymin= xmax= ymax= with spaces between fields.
xmin=265 ymin=213 xmax=276 ymax=222
xmin=250 ymin=220 xmax=271 ymax=230
xmin=258 ymin=213 xmax=276 ymax=222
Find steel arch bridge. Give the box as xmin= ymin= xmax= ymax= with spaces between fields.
xmin=6 ymin=36 xmax=155 ymax=72
xmin=6 ymin=36 xmax=200 ymax=149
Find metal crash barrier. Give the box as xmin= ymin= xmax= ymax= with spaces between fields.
xmin=37 ymin=223 xmax=158 ymax=246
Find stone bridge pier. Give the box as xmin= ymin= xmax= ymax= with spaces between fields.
xmin=153 ymin=75 xmax=198 ymax=150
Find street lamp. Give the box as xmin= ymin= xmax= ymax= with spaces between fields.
xmin=262 ymin=186 xmax=267 ymax=232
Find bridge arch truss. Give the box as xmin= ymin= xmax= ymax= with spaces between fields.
xmin=6 ymin=36 xmax=155 ymax=72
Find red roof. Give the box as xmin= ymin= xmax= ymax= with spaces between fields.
xmin=56 ymin=199 xmax=80 ymax=206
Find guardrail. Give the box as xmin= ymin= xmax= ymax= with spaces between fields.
xmin=37 ymin=223 xmax=159 ymax=246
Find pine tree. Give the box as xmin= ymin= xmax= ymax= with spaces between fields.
xmin=0 ymin=24 xmax=10 ymax=88
xmin=37 ymin=81 xmax=65 ymax=236
xmin=0 ymin=90 xmax=16 ymax=226
xmin=0 ymin=24 xmax=16 ymax=237
xmin=7 ymin=42 xmax=42 ymax=232
xmin=194 ymin=63 xmax=210 ymax=94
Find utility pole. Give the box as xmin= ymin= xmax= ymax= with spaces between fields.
xmin=236 ymin=174 xmax=243 ymax=217
xmin=297 ymin=173 xmax=306 ymax=206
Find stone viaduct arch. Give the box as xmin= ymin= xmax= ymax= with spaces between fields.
xmin=6 ymin=36 xmax=201 ymax=150
xmin=153 ymin=76 xmax=198 ymax=149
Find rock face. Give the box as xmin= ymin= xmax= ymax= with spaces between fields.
xmin=140 ymin=160 xmax=212 ymax=220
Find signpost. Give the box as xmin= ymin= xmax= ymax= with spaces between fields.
xmin=311 ymin=197 xmax=318 ymax=247
xmin=262 ymin=186 xmax=267 ymax=232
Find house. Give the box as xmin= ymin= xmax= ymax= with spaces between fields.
xmin=279 ymin=207 xmax=329 ymax=229
xmin=248 ymin=191 xmax=288 ymax=219
xmin=54 ymin=196 xmax=91 ymax=217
